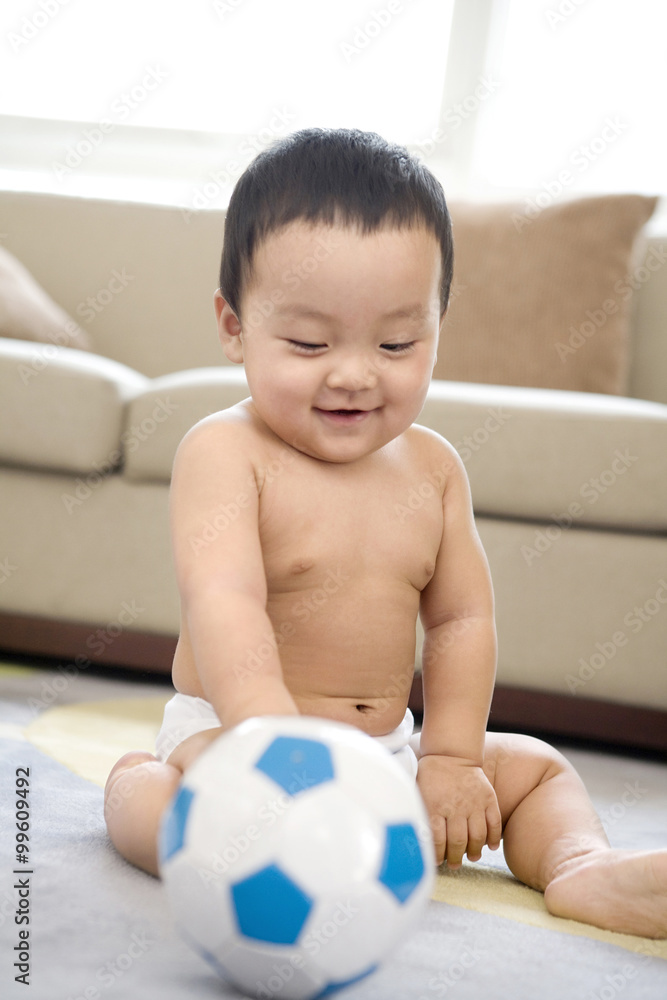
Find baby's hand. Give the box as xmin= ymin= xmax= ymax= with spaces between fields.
xmin=416 ymin=754 xmax=502 ymax=868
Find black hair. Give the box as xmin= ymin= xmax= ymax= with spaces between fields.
xmin=219 ymin=127 xmax=453 ymax=319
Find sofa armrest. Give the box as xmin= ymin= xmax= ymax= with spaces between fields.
xmin=420 ymin=380 xmax=667 ymax=531
xmin=0 ymin=336 xmax=149 ymax=475
xmin=122 ymin=367 xmax=249 ymax=481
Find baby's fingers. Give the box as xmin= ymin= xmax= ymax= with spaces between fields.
xmin=443 ymin=816 xmax=468 ymax=870
xmin=465 ymin=814 xmax=488 ymax=863
xmin=486 ymin=802 xmax=503 ymax=851
xmin=429 ymin=813 xmax=447 ymax=866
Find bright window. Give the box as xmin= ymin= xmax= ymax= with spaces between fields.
xmin=471 ymin=0 xmax=666 ymax=197
xmin=0 ymin=0 xmax=455 ymax=143
xmin=0 ymin=0 xmax=664 ymax=205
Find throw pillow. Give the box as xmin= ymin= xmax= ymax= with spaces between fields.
xmin=435 ymin=194 xmax=658 ymax=394
xmin=0 ymin=246 xmax=92 ymax=351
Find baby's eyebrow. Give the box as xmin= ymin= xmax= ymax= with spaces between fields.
xmin=275 ymin=305 xmax=332 ymax=321
xmin=381 ymin=305 xmax=430 ymax=321
xmin=274 ymin=304 xmax=429 ymax=322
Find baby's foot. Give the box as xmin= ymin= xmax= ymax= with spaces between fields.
xmin=544 ymin=848 xmax=667 ymax=939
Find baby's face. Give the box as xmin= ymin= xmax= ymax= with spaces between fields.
xmin=219 ymin=221 xmax=444 ymax=464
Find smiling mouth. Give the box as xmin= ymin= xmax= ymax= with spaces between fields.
xmin=315 ymin=407 xmax=375 ymax=422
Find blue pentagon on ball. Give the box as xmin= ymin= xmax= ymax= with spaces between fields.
xmin=378 ymin=823 xmax=425 ymax=903
xmin=254 ymin=736 xmax=335 ymax=795
xmin=160 ymin=784 xmax=195 ymax=862
xmin=231 ymin=864 xmax=313 ymax=944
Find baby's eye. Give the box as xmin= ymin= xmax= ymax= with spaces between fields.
xmin=289 ymin=340 xmax=326 ymax=353
xmin=381 ymin=342 xmax=415 ymax=353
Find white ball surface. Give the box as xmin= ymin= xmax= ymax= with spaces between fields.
xmin=159 ymin=715 xmax=433 ymax=999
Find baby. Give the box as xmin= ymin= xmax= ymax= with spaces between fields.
xmin=105 ymin=127 xmax=666 ymax=939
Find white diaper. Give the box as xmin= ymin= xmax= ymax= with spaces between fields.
xmin=370 ymin=707 xmax=419 ymax=780
xmin=155 ymin=692 xmax=419 ymax=779
xmin=155 ymin=693 xmax=222 ymax=764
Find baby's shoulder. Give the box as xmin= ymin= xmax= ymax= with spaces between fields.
xmin=174 ymin=399 xmax=269 ymax=470
xmin=404 ymin=422 xmax=461 ymax=467
xmin=179 ymin=398 xmax=258 ymax=446
xmin=400 ymin=423 xmax=470 ymax=497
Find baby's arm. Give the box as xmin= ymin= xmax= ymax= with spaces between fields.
xmin=170 ymin=416 xmax=298 ymax=728
xmin=417 ymin=438 xmax=502 ymax=867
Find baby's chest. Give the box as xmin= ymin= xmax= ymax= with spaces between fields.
xmin=260 ymin=470 xmax=444 ymax=594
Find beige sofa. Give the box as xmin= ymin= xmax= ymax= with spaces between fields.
xmin=1 ymin=189 xmax=665 ymax=750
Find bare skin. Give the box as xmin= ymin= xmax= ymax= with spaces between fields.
xmin=104 ymin=222 xmax=667 ymax=939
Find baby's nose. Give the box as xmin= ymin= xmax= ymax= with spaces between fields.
xmin=325 ymin=356 xmax=379 ymax=392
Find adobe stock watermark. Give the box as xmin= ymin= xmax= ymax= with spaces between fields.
xmin=418 ymin=942 xmax=484 ymax=997
xmin=546 ymin=0 xmax=591 ymax=29
xmin=75 ymin=267 xmax=134 ymax=323
xmin=395 ymin=460 xmax=448 ymax=524
xmin=414 ymin=76 xmax=501 ymax=161
xmin=26 ymin=599 xmax=145 ymax=714
xmin=598 ymin=780 xmax=649 ymax=833
xmin=340 ymin=0 xmax=410 ymax=62
xmin=189 ymin=447 xmax=296 ymax=554
xmin=555 ymin=245 xmax=667 ymax=363
xmin=197 ymin=763 xmax=342 ymax=889
xmin=237 ymin=229 xmax=343 ymax=331
xmin=587 ymin=931 xmax=666 ymax=1000
xmin=520 ymin=448 xmax=639 ymax=565
xmin=16 ymin=326 xmax=94 ymax=384
xmin=7 ymin=0 xmax=72 ymax=52
xmin=396 ymin=408 xmax=512 ymax=524
xmin=212 ymin=0 xmax=248 ymax=15
xmin=512 ymin=117 xmax=628 ymax=232
xmin=454 ymin=407 xmax=512 ymax=464
xmin=208 ymin=230 xmax=343 ymax=338
xmin=249 ymin=899 xmax=360 ymax=999
xmin=63 ymin=929 xmax=155 ymax=1000
xmin=566 ymin=578 xmax=667 ymax=694
xmin=585 ymin=962 xmax=646 ymax=1000
xmin=17 ymin=266 xmax=134 ymax=384
xmin=52 ymin=66 xmax=169 ymax=180
xmin=61 ymin=397 xmax=179 ymax=513
xmin=421 ymin=617 xmax=476 ymax=671
xmin=181 ymin=107 xmax=295 ymax=219
xmin=196 ymin=750 xmax=380 ymax=892
xmin=233 ymin=566 xmax=350 ymax=684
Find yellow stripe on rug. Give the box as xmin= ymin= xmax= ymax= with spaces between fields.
xmin=19 ymin=695 xmax=667 ymax=962
xmin=24 ymin=696 xmax=169 ymax=787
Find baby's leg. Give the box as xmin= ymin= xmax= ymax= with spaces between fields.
xmin=104 ymin=728 xmax=224 ymax=877
xmin=485 ymin=733 xmax=667 ymax=938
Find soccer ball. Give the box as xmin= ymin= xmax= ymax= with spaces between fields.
xmin=158 ymin=714 xmax=434 ymax=999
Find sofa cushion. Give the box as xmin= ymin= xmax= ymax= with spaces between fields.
xmin=0 ymin=247 xmax=92 ymax=351
xmin=122 ymin=366 xmax=666 ymax=533
xmin=122 ymin=367 xmax=250 ymax=481
xmin=420 ymin=381 xmax=667 ymax=532
xmin=0 ymin=337 xmax=148 ymax=475
xmin=436 ymin=194 xmax=658 ymax=395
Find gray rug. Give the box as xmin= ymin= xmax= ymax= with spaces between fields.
xmin=1 ymin=663 xmax=666 ymax=1000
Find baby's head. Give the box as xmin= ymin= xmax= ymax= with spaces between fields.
xmin=219 ymin=127 xmax=453 ymax=323
xmin=215 ymin=128 xmax=454 ymax=463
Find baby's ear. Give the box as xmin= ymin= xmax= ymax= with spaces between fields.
xmin=214 ymin=290 xmax=244 ymax=364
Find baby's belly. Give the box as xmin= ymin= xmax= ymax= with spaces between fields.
xmin=172 ymin=586 xmax=419 ymax=738
xmin=271 ymin=594 xmax=418 ymax=737
xmin=289 ymin=689 xmax=413 ymax=737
